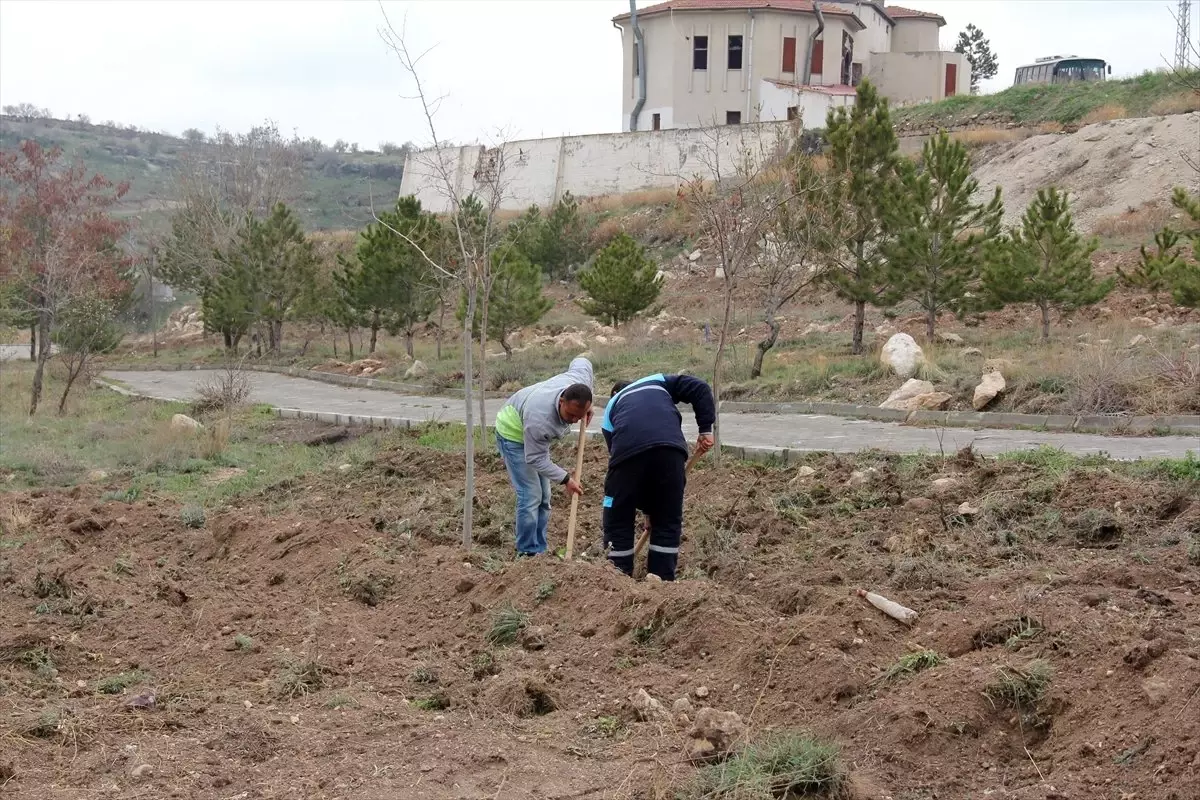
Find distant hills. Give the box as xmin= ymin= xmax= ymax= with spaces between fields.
xmin=0 ymin=113 xmax=412 ymax=232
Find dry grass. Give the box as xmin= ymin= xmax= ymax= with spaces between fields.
xmin=581 ymin=187 xmax=680 ymax=214
xmin=1092 ymin=201 xmax=1175 ymax=242
xmin=1079 ymin=104 xmax=1129 ymax=125
xmin=0 ymin=501 xmax=35 ymax=538
xmin=952 ymin=127 xmax=1027 ymax=147
xmin=1035 ymin=121 xmax=1065 ymax=135
xmin=199 ymin=417 xmax=232 ymax=460
xmin=1149 ymin=91 xmax=1200 ymax=116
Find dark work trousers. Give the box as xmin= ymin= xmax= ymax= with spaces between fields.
xmin=602 ymin=446 xmax=686 ymax=580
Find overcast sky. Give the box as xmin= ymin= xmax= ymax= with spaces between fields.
xmin=0 ymin=0 xmax=1192 ymax=148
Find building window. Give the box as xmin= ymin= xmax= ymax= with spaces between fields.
xmin=786 ymin=106 xmax=799 ymax=121
xmin=652 ymin=113 xmax=661 ymax=131
xmin=693 ymin=35 xmax=708 ymax=70
xmin=851 ymin=62 xmax=863 ymax=86
xmin=782 ymin=37 xmax=796 ymax=72
xmin=811 ymin=39 xmax=824 ymax=75
xmin=728 ymin=34 xmax=743 ymax=70
xmin=726 ymin=110 xmax=742 ymax=125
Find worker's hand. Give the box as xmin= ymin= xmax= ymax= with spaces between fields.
xmin=695 ymin=433 xmax=715 ymax=456
xmin=565 ymin=477 xmax=583 ymax=496
xmin=585 ymin=408 xmax=594 ymax=426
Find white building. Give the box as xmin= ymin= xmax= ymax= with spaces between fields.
xmin=612 ymin=0 xmax=971 ymax=131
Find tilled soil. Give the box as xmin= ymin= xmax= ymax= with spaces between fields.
xmin=2 ymin=433 xmax=1198 ymax=799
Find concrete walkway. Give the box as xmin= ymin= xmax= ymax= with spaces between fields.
xmin=101 ymin=369 xmax=1200 ymax=462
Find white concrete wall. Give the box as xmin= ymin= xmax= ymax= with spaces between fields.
xmin=400 ymin=123 xmax=799 ymax=214
xmin=891 ymin=18 xmax=940 ymax=52
xmin=758 ymin=81 xmax=853 ymax=128
xmin=867 ymin=51 xmax=969 ymax=106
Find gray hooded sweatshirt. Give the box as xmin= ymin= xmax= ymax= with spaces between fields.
xmin=495 ymin=357 xmax=594 ymax=483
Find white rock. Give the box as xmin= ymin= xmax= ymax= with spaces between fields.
xmin=796 ymin=466 xmax=816 ymax=479
xmin=1127 ymin=334 xmax=1150 ymax=348
xmin=1131 ymin=316 xmax=1156 ymax=328
xmin=937 ymin=332 xmax=964 ymax=345
xmin=714 ymin=267 xmax=726 ymax=280
xmin=170 ymin=414 xmax=203 ymax=433
xmin=972 ymin=371 xmax=1006 ymax=411
xmin=688 ymin=249 xmax=702 ymax=262
xmin=880 ymin=333 xmax=925 ymax=379
xmin=404 ymin=360 xmax=429 ymax=380
xmin=880 ymin=379 xmax=935 ymax=409
xmin=694 ymin=686 xmax=710 ymax=699
xmin=961 ymin=348 xmax=983 ymax=358
xmin=846 ymin=468 xmax=879 ymax=488
xmin=957 ymin=501 xmax=981 ymax=516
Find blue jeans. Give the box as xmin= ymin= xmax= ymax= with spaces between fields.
xmin=496 ymin=433 xmax=553 ymax=555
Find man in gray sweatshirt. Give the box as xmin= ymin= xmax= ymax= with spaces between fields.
xmin=494 ymin=356 xmax=594 ymax=556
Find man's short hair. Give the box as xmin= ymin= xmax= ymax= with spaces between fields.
xmin=561 ymin=383 xmax=593 ymax=405
xmin=611 ymin=381 xmax=631 ymax=396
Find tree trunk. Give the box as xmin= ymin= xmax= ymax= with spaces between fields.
xmin=29 ymin=308 xmax=51 ymax=416
xmin=405 ymin=329 xmax=415 ymax=358
xmin=347 ymin=329 xmax=355 ymax=361
xmin=1040 ymin=302 xmax=1051 ymax=342
xmin=711 ymin=277 xmax=734 ymax=466
xmin=926 ymin=303 xmax=936 ymax=342
xmin=462 ymin=280 xmax=478 ymax=551
xmin=501 ymin=334 xmax=513 ymax=360
xmin=223 ymin=330 xmax=233 ymax=352
xmin=751 ymin=312 xmax=781 ymax=380
xmin=436 ymin=299 xmax=446 ymax=361
xmin=851 ymin=300 xmax=866 ymax=355
xmin=58 ymin=360 xmax=84 ymax=415
xmin=29 ymin=322 xmax=36 ymax=362
xmin=369 ymin=310 xmax=380 ymax=354
xmin=477 ymin=283 xmax=491 ymax=448
xmin=272 ymin=320 xmax=283 ymax=354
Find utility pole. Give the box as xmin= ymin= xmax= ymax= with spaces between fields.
xmin=1178 ymin=0 xmax=1194 ymax=71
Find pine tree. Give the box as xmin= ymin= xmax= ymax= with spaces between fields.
xmin=339 ymin=197 xmax=439 ymax=355
xmin=883 ymin=133 xmax=1004 ymax=340
xmin=251 ymin=202 xmax=318 ymax=353
xmin=822 ymin=78 xmax=902 ymax=354
xmin=1164 ymin=188 xmax=1200 ymax=308
xmin=458 ymin=249 xmax=552 ymax=358
xmin=1118 ymin=227 xmax=1181 ymax=299
xmin=982 ymin=188 xmax=1113 ymax=341
xmin=575 ymin=233 xmax=661 ymax=327
xmin=202 ymin=252 xmax=258 ymax=353
xmin=539 ymin=192 xmax=590 ymax=279
xmin=954 ymin=24 xmax=999 ymax=93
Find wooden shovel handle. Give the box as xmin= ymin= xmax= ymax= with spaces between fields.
xmin=563 ymin=419 xmax=588 ymax=561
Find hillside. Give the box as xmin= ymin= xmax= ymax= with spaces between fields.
xmin=893 ymin=67 xmax=1200 ymax=132
xmin=0 ymin=115 xmax=410 ymax=232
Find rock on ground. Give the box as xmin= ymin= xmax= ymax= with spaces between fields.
xmin=686 ymin=707 xmax=747 ymax=764
xmin=170 ymin=414 xmax=203 ymax=433
xmin=404 ymin=360 xmax=428 ymax=380
xmin=880 ymin=379 xmax=950 ymax=411
xmin=973 ymin=371 xmax=1007 ymax=411
xmin=880 ymin=334 xmax=925 ymax=379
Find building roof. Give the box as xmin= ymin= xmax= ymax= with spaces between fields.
xmin=884 ymin=5 xmax=946 ymax=25
xmin=613 ymin=0 xmax=865 ymax=29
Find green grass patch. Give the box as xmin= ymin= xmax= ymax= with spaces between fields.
xmin=892 ymin=68 xmax=1200 ymax=126
xmin=881 ymin=649 xmax=945 ymax=682
xmin=97 ymin=670 xmax=150 ymax=695
xmin=487 ymin=602 xmax=530 ymax=646
xmin=686 ymin=732 xmax=845 ymax=799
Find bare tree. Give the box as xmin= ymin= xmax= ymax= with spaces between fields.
xmin=678 ymin=122 xmax=796 ymax=463
xmin=157 ymin=121 xmax=303 ymax=351
xmin=751 ymin=154 xmax=842 ymax=379
xmin=376 ymin=6 xmax=525 ymax=550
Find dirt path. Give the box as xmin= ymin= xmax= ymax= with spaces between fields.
xmin=102 ymin=369 xmax=1200 ymax=461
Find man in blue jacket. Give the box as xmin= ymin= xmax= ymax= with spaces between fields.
xmin=600 ymin=373 xmax=715 ymax=581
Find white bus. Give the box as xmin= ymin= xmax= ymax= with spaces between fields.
xmin=1013 ymin=55 xmax=1112 ymax=86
